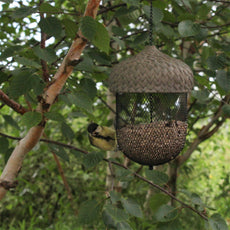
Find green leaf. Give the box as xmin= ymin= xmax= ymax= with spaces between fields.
xmin=79 ymin=78 xmax=97 ymax=100
xmin=122 ymin=0 xmax=139 ymax=6
xmin=155 ymin=219 xmax=181 ymax=230
xmin=88 ymin=49 xmax=111 ymax=66
xmin=103 ymin=204 xmax=129 ymax=222
xmin=116 ymin=222 xmax=133 ymax=230
xmin=29 ymin=76 xmax=46 ymax=96
xmin=143 ymin=6 xmax=164 ymax=24
xmin=0 ymin=71 xmax=8 ymax=84
xmin=191 ymin=89 xmax=209 ymax=104
xmin=75 ymin=56 xmax=94 ymax=72
xmin=0 ymin=46 xmax=22 ymax=60
xmin=222 ymin=104 xmax=230 ymax=117
xmin=92 ymin=21 xmax=110 ymax=54
xmin=114 ymin=7 xmax=134 ymax=25
xmin=14 ymin=57 xmax=40 ymax=69
xmin=5 ymin=148 xmax=14 ymax=164
xmin=133 ymin=32 xmax=149 ymax=45
xmin=39 ymin=16 xmax=63 ymax=38
xmin=102 ymin=209 xmax=117 ymax=228
xmin=49 ymin=144 xmax=69 ymax=162
xmin=149 ymin=193 xmax=170 ymax=212
xmin=109 ymin=191 xmax=121 ymax=204
xmin=190 ymin=193 xmax=205 ymax=212
xmin=3 ymin=115 xmax=20 ymax=130
xmin=121 ymin=198 xmax=143 ymax=218
xmin=80 ymin=16 xmax=110 ymax=53
xmin=0 ymin=137 xmax=9 ymax=154
xmin=194 ymin=75 xmax=210 ymax=89
xmin=78 ymin=200 xmax=102 ymax=225
xmin=40 ymin=3 xmax=60 ymax=13
xmin=61 ymin=122 xmax=75 ymax=140
xmin=209 ymin=213 xmax=228 ymax=230
xmin=216 ymin=70 xmax=230 ymax=93
xmin=154 ymin=205 xmax=178 ymax=222
xmin=44 ymin=112 xmax=65 ymax=122
xmin=112 ymin=26 xmax=126 ymax=37
xmin=83 ymin=152 xmax=104 ymax=169
xmin=195 ymin=28 xmax=208 ymax=41
xmin=68 ymin=92 xmax=93 ymax=114
xmin=178 ymin=20 xmax=200 ymax=37
xmin=115 ymin=167 xmax=133 ymax=182
xmin=1 ymin=0 xmax=13 ymax=3
xmin=207 ymin=55 xmax=227 ymax=70
xmin=157 ymin=23 xmax=175 ymax=38
xmin=33 ymin=46 xmax=57 ymax=63
xmin=182 ymin=0 xmax=192 ymax=9
xmin=93 ymin=72 xmax=108 ymax=81
xmin=62 ymin=19 xmax=78 ymax=39
xmin=12 ymin=6 xmax=37 ymax=19
xmin=128 ymin=9 xmax=140 ymax=20
xmin=9 ymin=70 xmax=35 ymax=98
xmin=145 ymin=169 xmax=169 ymax=185
xmin=70 ymin=149 xmax=84 ymax=159
xmin=113 ymin=37 xmax=125 ymax=49
xmin=21 ymin=111 xmax=42 ymax=128
xmin=80 ymin=16 xmax=97 ymax=40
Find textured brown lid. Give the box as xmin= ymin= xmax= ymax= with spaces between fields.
xmin=109 ymin=46 xmax=194 ymax=93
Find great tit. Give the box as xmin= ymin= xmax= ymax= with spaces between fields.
xmin=87 ymin=123 xmax=117 ymax=151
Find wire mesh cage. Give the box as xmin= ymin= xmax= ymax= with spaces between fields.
xmin=109 ymin=46 xmax=193 ymax=167
xmin=116 ymin=93 xmax=187 ymax=166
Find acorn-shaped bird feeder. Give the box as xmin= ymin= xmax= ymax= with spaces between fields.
xmin=108 ymin=46 xmax=193 ymax=168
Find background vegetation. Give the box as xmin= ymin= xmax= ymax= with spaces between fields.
xmin=0 ymin=0 xmax=230 ymax=229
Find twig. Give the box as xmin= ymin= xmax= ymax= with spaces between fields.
xmin=98 ymin=95 xmax=116 ymax=115
xmin=0 ymin=131 xmax=88 ymax=155
xmin=0 ymin=90 xmax=27 ymax=115
xmin=178 ymin=96 xmax=230 ymax=165
xmin=0 ymin=131 xmax=208 ymax=220
xmin=52 ymin=152 xmax=74 ymax=201
xmin=42 ymin=131 xmax=74 ymax=204
xmin=134 ymin=172 xmax=208 ymax=220
xmin=0 ymin=10 xmax=81 ymax=16
xmin=97 ymin=3 xmax=126 ymax=15
xmin=107 ymin=160 xmax=115 ymax=191
xmin=103 ymin=158 xmax=208 ymax=221
xmin=40 ymin=1 xmax=50 ymax=83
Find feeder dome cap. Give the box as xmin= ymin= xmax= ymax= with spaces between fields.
xmin=109 ymin=46 xmax=194 ymax=93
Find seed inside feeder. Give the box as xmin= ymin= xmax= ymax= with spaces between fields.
xmin=116 ymin=120 xmax=187 ymax=166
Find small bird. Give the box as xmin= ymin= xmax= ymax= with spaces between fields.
xmin=87 ymin=123 xmax=117 ymax=151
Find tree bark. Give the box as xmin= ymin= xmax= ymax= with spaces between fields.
xmin=0 ymin=0 xmax=101 ymax=200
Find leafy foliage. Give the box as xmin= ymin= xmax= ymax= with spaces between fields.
xmin=0 ymin=0 xmax=230 ymax=229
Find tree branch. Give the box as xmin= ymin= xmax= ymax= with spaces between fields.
xmin=39 ymin=0 xmax=50 ymax=83
xmin=178 ymin=96 xmax=230 ymax=166
xmin=0 ymin=131 xmax=208 ymax=220
xmin=0 ymin=0 xmax=101 ymax=200
xmin=52 ymin=152 xmax=74 ymax=202
xmin=0 ymin=90 xmax=27 ymax=115
xmin=97 ymin=3 xmax=126 ymax=15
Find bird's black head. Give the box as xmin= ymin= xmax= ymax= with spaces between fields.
xmin=87 ymin=123 xmax=99 ymax=133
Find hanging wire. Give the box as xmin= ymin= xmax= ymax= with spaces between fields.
xmin=149 ymin=0 xmax=154 ymax=125
xmin=149 ymin=0 xmax=154 ymax=170
xmin=149 ymin=0 xmax=153 ymax=46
